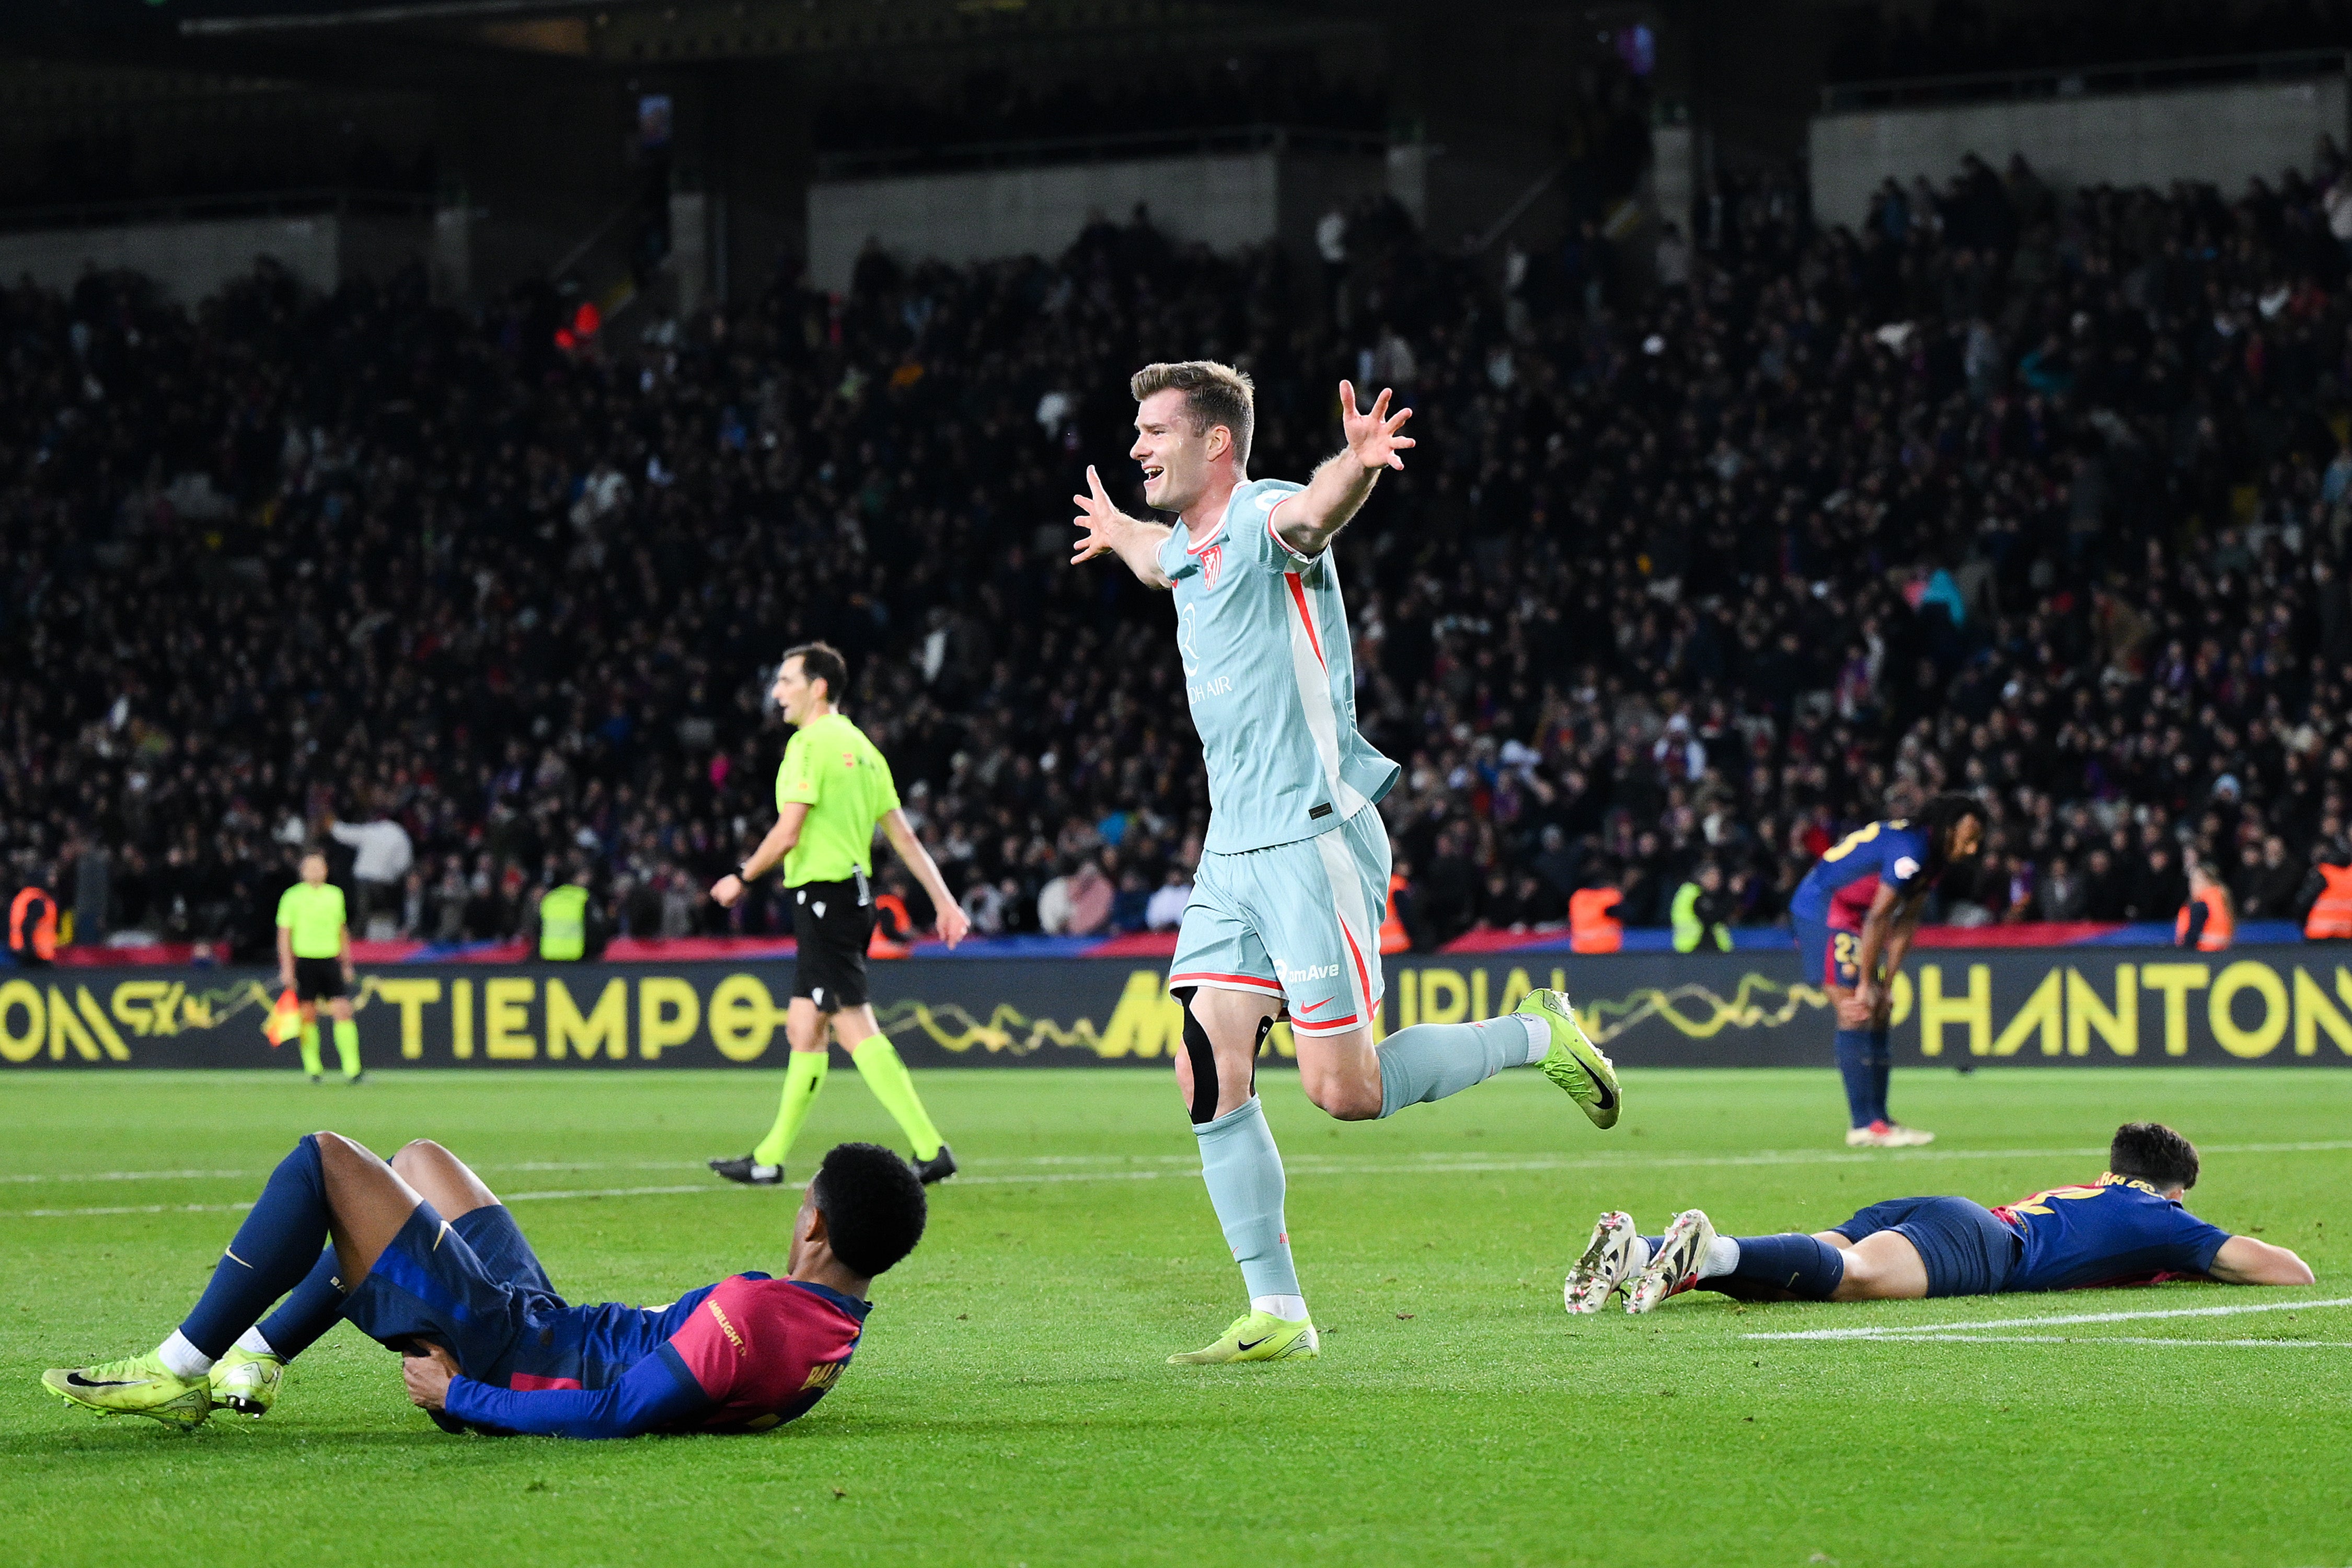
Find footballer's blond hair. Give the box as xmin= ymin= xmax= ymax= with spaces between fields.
xmin=1129 ymin=360 xmax=1254 ymax=470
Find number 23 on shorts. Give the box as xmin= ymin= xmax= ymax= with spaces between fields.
xmin=1830 ymin=930 xmax=1862 ymax=987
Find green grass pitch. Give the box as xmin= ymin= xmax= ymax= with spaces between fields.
xmin=5 ymin=1065 xmax=2350 ymax=1567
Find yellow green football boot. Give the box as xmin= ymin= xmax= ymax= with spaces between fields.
xmin=43 ymin=1352 xmax=211 ymax=1429
xmin=1516 ymin=988 xmax=1621 ymax=1129
xmin=212 ymin=1346 xmax=286 ymax=1417
xmin=1167 ymin=1310 xmax=1319 ymax=1366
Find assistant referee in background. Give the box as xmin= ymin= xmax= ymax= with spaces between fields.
xmin=708 ymin=642 xmax=970 ymax=1187
xmin=277 ymin=848 xmax=362 ymax=1082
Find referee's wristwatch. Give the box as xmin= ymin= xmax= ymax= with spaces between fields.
xmin=735 ymin=861 xmax=755 ymax=883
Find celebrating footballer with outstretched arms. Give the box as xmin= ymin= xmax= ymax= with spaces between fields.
xmin=1070 ymin=362 xmax=1624 ymax=1366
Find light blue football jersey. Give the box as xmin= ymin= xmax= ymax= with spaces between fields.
xmin=1155 ymin=476 xmax=1400 ymax=854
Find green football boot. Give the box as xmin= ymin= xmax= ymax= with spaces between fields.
xmin=212 ymin=1346 xmax=287 ymax=1417
xmin=43 ymin=1352 xmax=211 ymax=1429
xmin=1167 ymin=1310 xmax=1320 ymax=1366
xmin=1516 ymin=988 xmax=1621 ymax=1129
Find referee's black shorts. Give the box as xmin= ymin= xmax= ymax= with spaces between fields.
xmin=292 ymin=956 xmax=347 ymax=1002
xmin=789 ymin=874 xmax=872 ymax=1012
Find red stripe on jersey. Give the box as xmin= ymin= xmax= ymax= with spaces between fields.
xmin=506 ymin=1372 xmax=584 ymax=1391
xmin=1284 ymin=572 xmax=1325 ymax=670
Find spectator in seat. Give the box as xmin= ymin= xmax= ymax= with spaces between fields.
xmin=1145 ymin=864 xmax=1193 ymax=932
xmin=2038 ymin=856 xmax=2086 ymax=922
xmin=1062 ymin=855 xmax=1115 ymax=938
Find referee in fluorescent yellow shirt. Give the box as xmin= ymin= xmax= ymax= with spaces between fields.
xmin=276 ymin=848 xmax=362 ymax=1082
xmin=708 ymin=641 xmax=970 ymax=1186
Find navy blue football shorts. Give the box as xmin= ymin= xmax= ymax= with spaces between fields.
xmin=341 ymin=1202 xmax=561 ymax=1381
xmin=1834 ymin=1195 xmax=2022 ymax=1296
xmin=1793 ymin=914 xmax=1864 ymax=989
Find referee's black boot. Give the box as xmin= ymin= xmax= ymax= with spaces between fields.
xmin=913 ymin=1144 xmax=956 ymax=1185
xmin=708 ymin=1155 xmax=786 ymax=1186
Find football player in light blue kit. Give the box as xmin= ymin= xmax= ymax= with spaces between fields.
xmin=1071 ymin=360 xmax=1623 ymax=1364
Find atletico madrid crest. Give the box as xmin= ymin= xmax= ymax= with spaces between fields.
xmin=1201 ymin=544 xmax=1224 ymax=591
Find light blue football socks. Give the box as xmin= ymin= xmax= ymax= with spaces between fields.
xmin=1375 ymin=1015 xmax=1547 ymax=1118
xmin=1193 ymin=1097 xmax=1300 ymax=1300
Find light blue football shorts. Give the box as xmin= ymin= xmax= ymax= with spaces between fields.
xmin=1168 ymin=806 xmax=1391 ymax=1037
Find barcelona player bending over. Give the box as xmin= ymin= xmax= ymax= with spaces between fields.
xmin=41 ymin=1135 xmax=924 ymax=1434
xmin=1563 ymin=1122 xmax=2312 ymax=1315
xmin=1786 ymin=794 xmax=1986 ymax=1147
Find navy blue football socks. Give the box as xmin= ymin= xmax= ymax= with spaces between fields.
xmin=1726 ymin=1233 xmax=1847 ymax=1299
xmin=1835 ymin=1028 xmax=1876 ymax=1128
xmin=178 ymin=1134 xmax=336 ymax=1358
xmin=256 ymin=1249 xmax=350 ymax=1360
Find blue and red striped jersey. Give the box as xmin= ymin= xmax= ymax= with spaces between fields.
xmin=1788 ymin=818 xmax=1938 ymax=927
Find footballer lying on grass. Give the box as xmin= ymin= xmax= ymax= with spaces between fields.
xmin=1564 ymin=1122 xmax=2315 ymax=1314
xmin=41 ymin=1134 xmax=925 ymax=1435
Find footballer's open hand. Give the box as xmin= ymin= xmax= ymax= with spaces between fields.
xmin=1070 ymin=465 xmax=1132 ymax=564
xmin=402 ymin=1342 xmax=460 ymax=1412
xmin=1339 ymin=380 xmax=1415 ymax=472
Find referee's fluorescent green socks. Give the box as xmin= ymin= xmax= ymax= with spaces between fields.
xmin=298 ymin=1023 xmax=323 ymax=1078
xmin=332 ymin=1019 xmax=361 ymax=1080
xmin=849 ymin=1036 xmax=943 ymax=1162
xmin=753 ymin=1051 xmax=829 ymax=1168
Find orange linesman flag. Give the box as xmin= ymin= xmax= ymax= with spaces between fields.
xmin=264 ymin=988 xmax=303 ymax=1047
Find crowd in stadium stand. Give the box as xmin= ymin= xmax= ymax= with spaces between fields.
xmin=10 ymin=135 xmax=2352 ymax=959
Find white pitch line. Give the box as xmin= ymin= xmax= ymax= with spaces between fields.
xmin=1842 ymin=1334 xmax=2352 ymax=1348
xmin=496 ymin=1183 xmax=735 ymax=1203
xmin=15 ymin=1202 xmax=262 ymax=1219
xmin=9 ymin=1138 xmax=2351 ymax=1191
xmin=1744 ymin=1295 xmax=2352 ymax=1341
xmin=0 ymin=1152 xmax=1198 ymax=1185
xmin=8 ymin=1182 xmax=745 ymax=1219
xmin=0 ymin=1168 xmax=262 ymax=1185
xmin=8 ymin=1138 xmax=2352 ymax=1214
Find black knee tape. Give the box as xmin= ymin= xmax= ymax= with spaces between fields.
xmin=1251 ymin=1014 xmax=1274 ymax=1098
xmin=1180 ymin=996 xmax=1220 ymax=1125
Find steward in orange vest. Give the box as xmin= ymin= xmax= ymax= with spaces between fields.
xmin=868 ymin=890 xmax=914 ymax=959
xmin=1379 ymin=871 xmax=1413 ymax=955
xmin=9 ymin=884 xmax=58 ymax=966
xmin=2306 ymin=859 xmax=2352 ymax=939
xmin=2174 ymin=864 xmax=2234 ymax=952
xmin=1569 ymin=884 xmax=1624 ymax=954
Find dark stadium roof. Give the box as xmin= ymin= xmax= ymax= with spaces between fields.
xmin=11 ymin=0 xmax=1391 ymax=97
